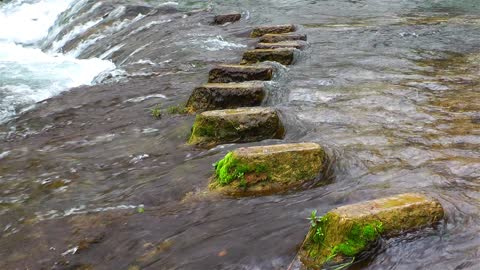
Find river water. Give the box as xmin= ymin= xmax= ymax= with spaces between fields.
xmin=0 ymin=0 xmax=479 ymax=269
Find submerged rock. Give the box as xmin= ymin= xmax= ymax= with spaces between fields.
xmin=299 ymin=193 xmax=444 ymax=269
xmin=188 ymin=107 xmax=284 ymax=148
xmin=209 ymin=143 xmax=326 ymax=196
xmin=241 ymin=48 xmax=296 ymax=65
xmin=250 ymin=24 xmax=297 ymax=38
xmin=213 ymin=13 xmax=242 ymax=24
xmin=208 ymin=64 xmax=274 ymax=83
xmin=259 ymin=33 xmax=307 ymax=43
xmin=185 ymin=82 xmax=266 ymax=113
xmin=256 ymin=41 xmax=307 ymax=50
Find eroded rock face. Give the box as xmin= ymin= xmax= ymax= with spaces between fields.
xmin=213 ymin=13 xmax=241 ymax=24
xmin=241 ymin=48 xmax=296 ymax=65
xmin=250 ymin=24 xmax=296 ymax=38
xmin=259 ymin=33 xmax=307 ymax=43
xmin=208 ymin=64 xmax=274 ymax=83
xmin=185 ymin=82 xmax=266 ymax=112
xmin=255 ymin=41 xmax=307 ymax=50
xmin=188 ymin=107 xmax=284 ymax=148
xmin=209 ymin=143 xmax=326 ymax=196
xmin=299 ymin=193 xmax=445 ymax=269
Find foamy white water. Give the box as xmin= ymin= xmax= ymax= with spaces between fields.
xmin=0 ymin=0 xmax=115 ymax=124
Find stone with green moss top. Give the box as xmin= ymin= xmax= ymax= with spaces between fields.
xmin=188 ymin=107 xmax=284 ymax=148
xmin=256 ymin=41 xmax=307 ymax=50
xmin=259 ymin=33 xmax=307 ymax=43
xmin=209 ymin=143 xmax=326 ymax=196
xmin=241 ymin=48 xmax=296 ymax=66
xmin=208 ymin=64 xmax=274 ymax=83
xmin=185 ymin=82 xmax=266 ymax=113
xmin=250 ymin=24 xmax=296 ymax=38
xmin=299 ymin=193 xmax=444 ymax=268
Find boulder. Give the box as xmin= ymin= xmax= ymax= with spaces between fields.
xmin=299 ymin=193 xmax=445 ymax=268
xmin=213 ymin=13 xmax=241 ymax=24
xmin=185 ymin=82 xmax=266 ymax=113
xmin=241 ymin=48 xmax=296 ymax=65
xmin=259 ymin=33 xmax=307 ymax=43
xmin=188 ymin=107 xmax=284 ymax=148
xmin=210 ymin=143 xmax=326 ymax=196
xmin=208 ymin=64 xmax=273 ymax=83
xmin=256 ymin=41 xmax=307 ymax=50
xmin=251 ymin=24 xmax=297 ymax=38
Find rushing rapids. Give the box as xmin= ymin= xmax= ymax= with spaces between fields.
xmin=0 ymin=0 xmax=479 ymax=269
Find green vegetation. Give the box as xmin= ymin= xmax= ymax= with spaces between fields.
xmin=213 ymin=152 xmax=268 ymax=186
xmin=150 ymin=104 xmax=162 ymax=119
xmin=330 ymin=221 xmax=383 ymax=257
xmin=167 ymin=104 xmax=188 ymax=115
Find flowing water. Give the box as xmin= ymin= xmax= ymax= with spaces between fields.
xmin=0 ymin=0 xmax=479 ymax=269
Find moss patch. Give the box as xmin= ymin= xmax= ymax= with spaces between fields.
xmin=214 ymin=152 xmax=268 ymax=186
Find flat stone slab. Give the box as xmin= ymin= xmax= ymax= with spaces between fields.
xmin=185 ymin=82 xmax=266 ymax=112
xmin=188 ymin=107 xmax=284 ymax=148
xmin=210 ymin=143 xmax=326 ymax=196
xmin=214 ymin=13 xmax=241 ymax=24
xmin=259 ymin=33 xmax=307 ymax=43
xmin=299 ymin=193 xmax=444 ymax=268
xmin=208 ymin=64 xmax=273 ymax=83
xmin=251 ymin=24 xmax=296 ymax=38
xmin=241 ymin=48 xmax=296 ymax=66
xmin=256 ymin=41 xmax=306 ymax=50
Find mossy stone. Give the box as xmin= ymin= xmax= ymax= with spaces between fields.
xmin=208 ymin=64 xmax=273 ymax=83
xmin=241 ymin=49 xmax=296 ymax=66
xmin=256 ymin=41 xmax=306 ymax=50
xmin=210 ymin=143 xmax=326 ymax=196
xmin=250 ymin=24 xmax=296 ymax=38
xmin=299 ymin=193 xmax=444 ymax=268
xmin=213 ymin=13 xmax=241 ymax=24
xmin=259 ymin=33 xmax=307 ymax=43
xmin=185 ymin=82 xmax=266 ymax=113
xmin=188 ymin=107 xmax=284 ymax=148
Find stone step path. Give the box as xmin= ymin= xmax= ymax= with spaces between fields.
xmin=188 ymin=107 xmax=284 ymax=148
xmin=298 ymin=193 xmax=444 ymax=268
xmin=209 ymin=143 xmax=326 ymax=196
xmin=185 ymin=82 xmax=266 ymax=112
xmin=250 ymin=24 xmax=297 ymax=37
xmin=208 ymin=64 xmax=274 ymax=83
xmin=259 ymin=33 xmax=307 ymax=43
xmin=255 ymin=40 xmax=307 ymax=50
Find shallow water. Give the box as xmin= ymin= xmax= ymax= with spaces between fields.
xmin=0 ymin=0 xmax=479 ymax=269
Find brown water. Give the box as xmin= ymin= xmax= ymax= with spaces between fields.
xmin=1 ymin=0 xmax=479 ymax=269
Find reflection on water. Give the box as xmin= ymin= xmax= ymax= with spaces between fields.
xmin=0 ymin=0 xmax=479 ymax=269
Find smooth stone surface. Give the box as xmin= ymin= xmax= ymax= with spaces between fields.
xmin=188 ymin=107 xmax=284 ymax=148
xmin=241 ymin=48 xmax=296 ymax=65
xmin=213 ymin=13 xmax=241 ymax=24
xmin=185 ymin=82 xmax=266 ymax=112
xmin=208 ymin=64 xmax=273 ymax=83
xmin=250 ymin=24 xmax=296 ymax=38
xmin=256 ymin=41 xmax=307 ymax=50
xmin=210 ymin=143 xmax=326 ymax=196
xmin=299 ymin=193 xmax=445 ymax=268
xmin=259 ymin=33 xmax=307 ymax=43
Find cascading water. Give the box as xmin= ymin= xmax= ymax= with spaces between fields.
xmin=0 ymin=0 xmax=115 ymax=124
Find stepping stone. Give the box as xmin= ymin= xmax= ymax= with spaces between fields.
xmin=188 ymin=107 xmax=284 ymax=148
xmin=241 ymin=48 xmax=296 ymax=66
xmin=299 ymin=193 xmax=444 ymax=268
xmin=210 ymin=143 xmax=327 ymax=196
xmin=185 ymin=82 xmax=266 ymax=113
xmin=213 ymin=13 xmax=241 ymax=24
xmin=251 ymin=24 xmax=296 ymax=38
xmin=208 ymin=64 xmax=273 ymax=83
xmin=259 ymin=33 xmax=307 ymax=43
xmin=255 ymin=41 xmax=307 ymax=50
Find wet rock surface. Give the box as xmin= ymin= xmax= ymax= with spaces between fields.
xmin=256 ymin=41 xmax=307 ymax=50
xmin=188 ymin=107 xmax=284 ymax=148
xmin=209 ymin=143 xmax=327 ymax=196
xmin=241 ymin=48 xmax=296 ymax=65
xmin=208 ymin=64 xmax=274 ymax=83
xmin=214 ymin=13 xmax=242 ymax=24
xmin=250 ymin=24 xmax=297 ymax=38
xmin=186 ymin=82 xmax=266 ymax=112
xmin=259 ymin=33 xmax=307 ymax=43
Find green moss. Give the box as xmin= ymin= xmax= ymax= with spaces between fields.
xmin=330 ymin=221 xmax=383 ymax=258
xmin=213 ymin=152 xmax=270 ymax=186
xmin=167 ymin=104 xmax=188 ymax=115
